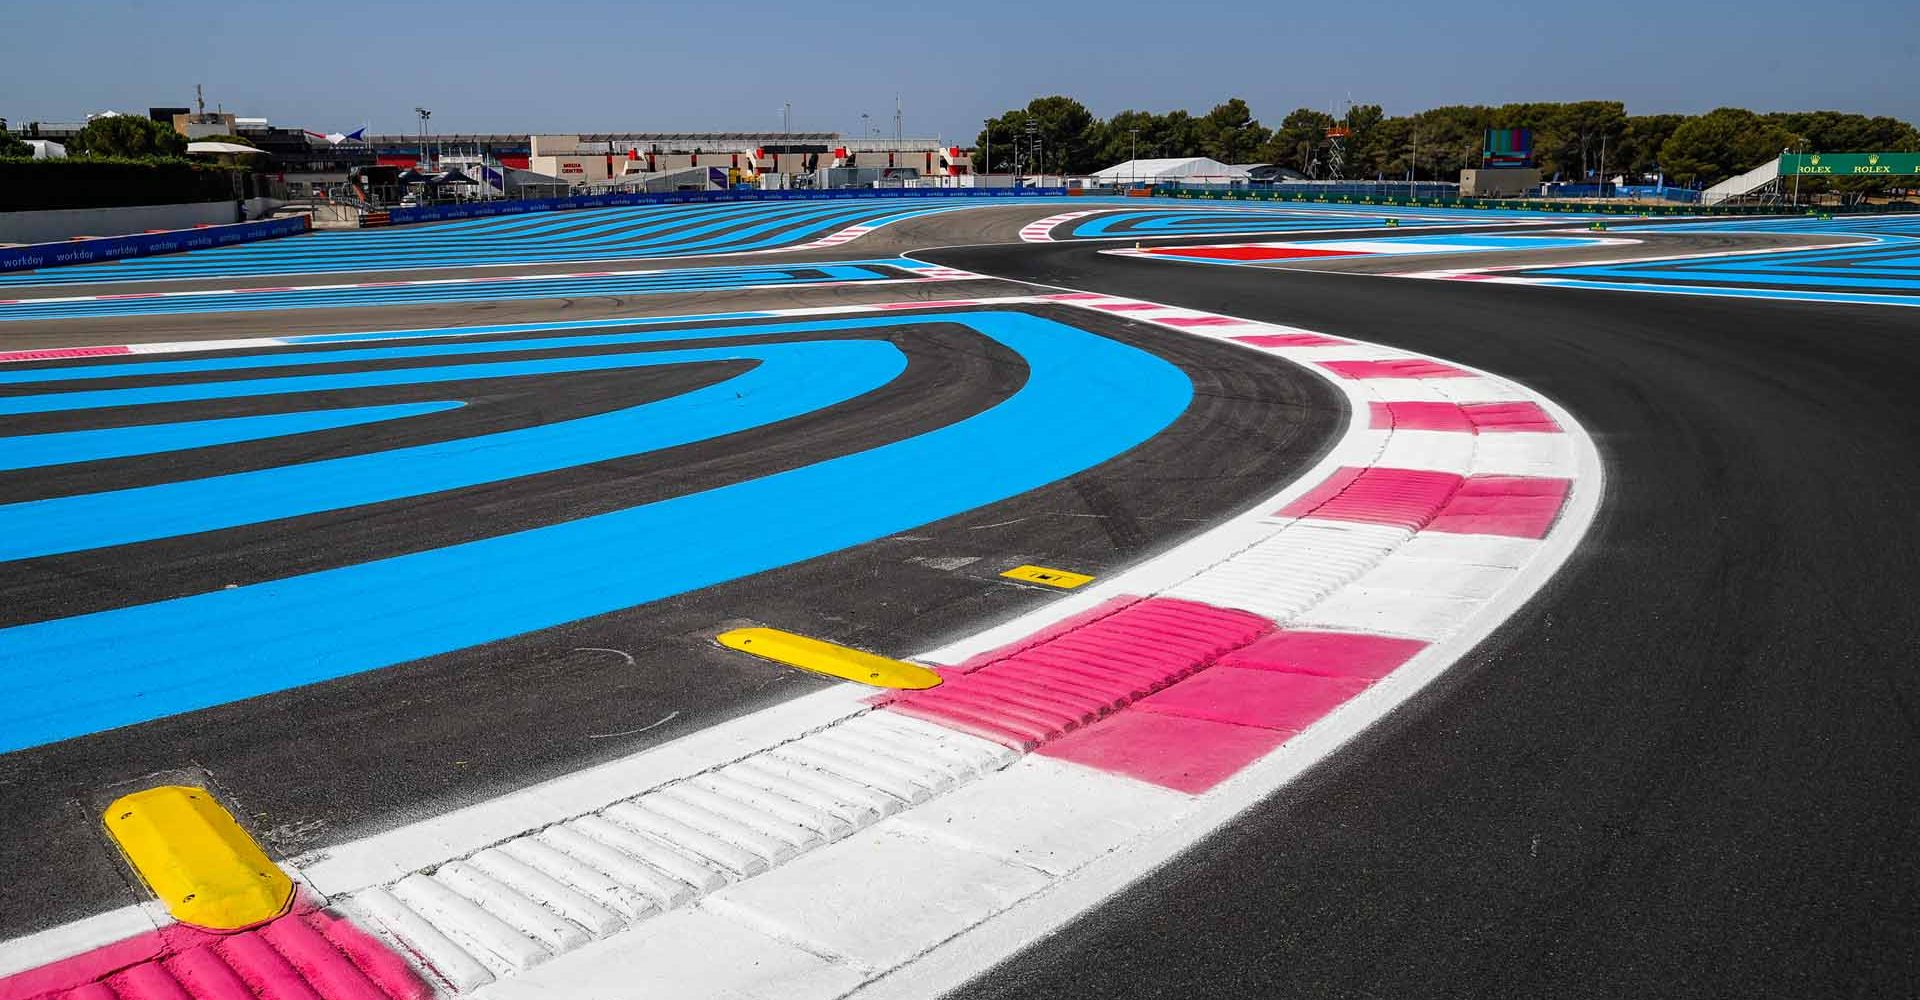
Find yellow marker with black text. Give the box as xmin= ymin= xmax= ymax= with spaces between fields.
xmin=1001 ymin=564 xmax=1095 ymax=589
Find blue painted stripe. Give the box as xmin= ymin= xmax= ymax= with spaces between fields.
xmin=0 ymin=263 xmax=898 ymax=323
xmin=0 ymin=314 xmax=909 ymax=387
xmin=279 ymin=312 xmax=774 ymax=345
xmin=0 ymin=339 xmax=902 ymax=560
xmin=280 ymin=312 xmax=775 ymax=345
xmin=0 ymin=402 xmax=463 ymax=471
xmin=1529 ymin=277 xmax=1920 ymax=307
xmin=0 ymin=310 xmax=1191 ymax=752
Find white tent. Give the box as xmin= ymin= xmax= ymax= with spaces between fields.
xmin=1089 ymin=156 xmax=1250 ymax=185
xmin=186 ymin=141 xmax=265 ymax=156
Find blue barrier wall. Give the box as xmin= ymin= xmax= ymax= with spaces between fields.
xmin=1615 ymin=186 xmax=1703 ymax=204
xmin=389 ymin=186 xmax=1072 ymax=225
xmin=0 ymin=216 xmax=310 ymax=275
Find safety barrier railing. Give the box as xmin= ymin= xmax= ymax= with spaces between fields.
xmin=1151 ymin=183 xmax=1887 ymax=216
xmin=388 ymin=186 xmax=1071 ymax=226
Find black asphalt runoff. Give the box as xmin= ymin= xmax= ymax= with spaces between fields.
xmin=923 ymin=242 xmax=1920 ymax=999
xmin=0 ymin=301 xmax=1340 ymax=939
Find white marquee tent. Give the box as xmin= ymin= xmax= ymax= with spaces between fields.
xmin=1089 ymin=156 xmax=1250 ymax=186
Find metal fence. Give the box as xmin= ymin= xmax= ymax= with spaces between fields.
xmin=1151 ymin=184 xmax=1883 ymax=217
xmin=389 ymin=186 xmax=1071 ymax=226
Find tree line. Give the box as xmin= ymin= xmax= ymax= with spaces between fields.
xmin=976 ymin=98 xmax=1920 ymax=190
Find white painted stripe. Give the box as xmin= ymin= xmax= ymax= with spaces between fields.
xmin=0 ymin=904 xmax=160 ymax=978
xmin=0 ymin=270 xmax=987 ymax=310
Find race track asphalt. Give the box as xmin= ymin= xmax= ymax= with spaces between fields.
xmin=925 ymin=242 xmax=1920 ymax=999
xmin=0 ymin=296 xmax=1342 ymax=940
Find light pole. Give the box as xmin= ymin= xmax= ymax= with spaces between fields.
xmin=1129 ymin=127 xmax=1139 ymax=188
xmin=1599 ymin=134 xmax=1607 ymax=199
xmin=1409 ymin=129 xmax=1418 ymax=200
xmin=982 ymin=119 xmax=992 ymax=176
xmin=414 ymin=107 xmax=431 ymax=170
xmin=1024 ymin=119 xmax=1039 ymax=188
xmin=783 ymin=102 xmax=791 ymax=133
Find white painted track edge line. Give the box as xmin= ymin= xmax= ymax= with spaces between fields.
xmin=0 ymin=904 xmax=163 ymax=978
xmin=1387 ymin=234 xmax=1872 ymax=277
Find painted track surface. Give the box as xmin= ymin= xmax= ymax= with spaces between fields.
xmin=0 ymin=260 xmax=976 ymax=323
xmin=1517 ymin=213 xmax=1920 ymax=301
xmin=0 ymin=197 xmax=1094 ymax=287
xmin=4 ymin=196 xmax=1911 ymax=997
xmin=1391 ymin=213 xmax=1920 ymax=306
xmin=922 ymin=236 xmax=1920 ymax=999
xmin=0 ymin=290 xmax=1340 ymax=940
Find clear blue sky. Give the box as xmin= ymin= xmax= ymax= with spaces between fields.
xmin=6 ymin=0 xmax=1915 ymax=138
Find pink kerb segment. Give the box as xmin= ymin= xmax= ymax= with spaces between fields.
xmin=1156 ymin=315 xmax=1245 ymax=327
xmin=0 ymin=345 xmax=133 ymax=363
xmin=1276 ymin=467 xmax=1571 ymax=538
xmin=1232 ymin=332 xmax=1347 ymax=348
xmin=1276 ymin=466 xmax=1464 ymax=530
xmin=1218 ymin=630 xmax=1428 ymax=680
xmin=878 ymin=597 xmax=1274 ymax=749
xmin=1038 ymin=711 xmax=1285 ymax=795
xmin=1369 ymin=400 xmax=1561 ymax=433
xmin=1134 ymin=667 xmax=1370 ymax=732
xmin=0 ymin=897 xmax=431 ymax=1000
xmin=1462 ymin=401 xmax=1560 ymax=432
xmin=1426 ymin=476 xmax=1571 ymax=539
xmin=1369 ymin=401 xmax=1474 ymax=433
xmin=1318 ymin=358 xmax=1474 ymax=379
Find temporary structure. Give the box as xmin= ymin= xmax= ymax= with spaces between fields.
xmin=1088 ymin=157 xmax=1250 ymax=186
xmin=185 ymin=141 xmax=266 ymax=157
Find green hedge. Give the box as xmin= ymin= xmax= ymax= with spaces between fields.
xmin=0 ymin=157 xmax=256 ymax=212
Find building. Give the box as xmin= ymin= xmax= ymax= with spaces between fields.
xmin=1236 ymin=164 xmax=1308 ymax=183
xmin=1089 ymin=157 xmax=1250 ymax=186
xmin=521 ymin=134 xmax=972 ymax=190
xmin=1459 ymin=168 xmax=1541 ymax=198
xmin=5 ymin=106 xmax=979 ymax=199
xmin=5 ymin=110 xmax=374 ymax=195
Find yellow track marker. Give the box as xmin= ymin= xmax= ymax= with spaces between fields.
xmin=718 ymin=628 xmax=942 ymax=689
xmin=103 ymin=785 xmax=293 ymax=930
xmin=1001 ymin=564 xmax=1095 ymax=589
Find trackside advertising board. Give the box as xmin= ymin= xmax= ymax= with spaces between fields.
xmin=0 ymin=216 xmax=310 ymax=274
xmin=1780 ymin=152 xmax=1920 ymax=176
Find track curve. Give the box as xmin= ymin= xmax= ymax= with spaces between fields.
xmin=918 ymin=241 xmax=1920 ymax=999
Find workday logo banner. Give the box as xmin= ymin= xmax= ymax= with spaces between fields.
xmin=0 ymin=216 xmax=309 ymax=274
